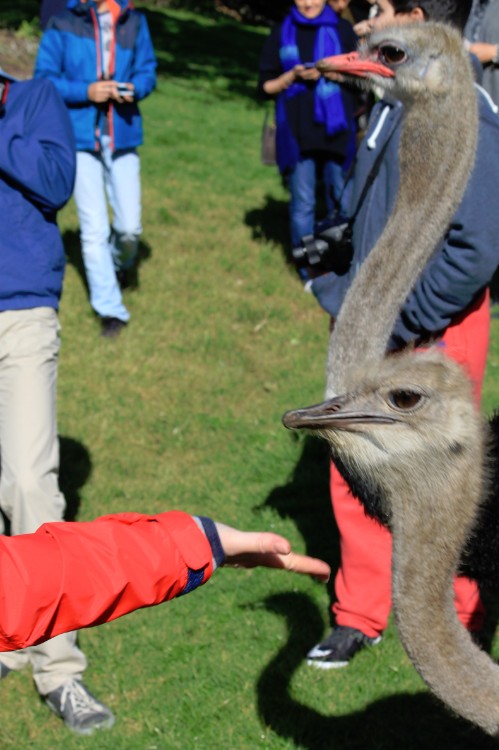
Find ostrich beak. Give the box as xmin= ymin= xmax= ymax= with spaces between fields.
xmin=282 ymin=396 xmax=400 ymax=431
xmin=316 ymin=52 xmax=395 ymax=79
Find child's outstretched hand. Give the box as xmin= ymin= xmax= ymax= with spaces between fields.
xmin=215 ymin=523 xmax=330 ymax=582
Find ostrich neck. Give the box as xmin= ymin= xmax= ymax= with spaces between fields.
xmin=389 ymin=462 xmax=499 ymax=736
xmin=327 ymin=82 xmax=478 ymax=396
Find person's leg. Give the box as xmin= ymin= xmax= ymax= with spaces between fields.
xmin=0 ymin=308 xmax=114 ymax=733
xmin=440 ymin=290 xmax=490 ymax=630
xmin=104 ymin=147 xmax=142 ymax=273
xmin=288 ymin=157 xmax=317 ymax=248
xmin=453 ymin=577 xmax=485 ymax=631
xmin=73 ymin=149 xmax=129 ymax=323
xmin=439 ymin=289 xmax=489 ymax=406
xmin=0 ymin=308 xmax=87 ymax=686
xmin=323 ymin=158 xmax=351 ymax=219
xmin=306 ymin=462 xmax=388 ymax=668
xmin=330 ymin=463 xmax=392 ymax=637
xmin=0 ymin=309 xmax=65 ymax=534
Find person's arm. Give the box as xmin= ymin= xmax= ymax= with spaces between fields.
xmin=127 ymin=13 xmax=157 ymax=101
xmin=468 ymin=41 xmax=499 ymax=66
xmin=0 ymin=79 xmax=75 ymax=211
xmin=34 ymin=25 xmax=91 ymax=104
xmin=258 ymin=23 xmax=321 ymax=97
xmin=390 ymin=99 xmax=499 ymax=348
xmin=0 ymin=511 xmax=329 ymax=652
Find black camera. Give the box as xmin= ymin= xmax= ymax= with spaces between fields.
xmin=292 ymin=219 xmax=353 ymax=275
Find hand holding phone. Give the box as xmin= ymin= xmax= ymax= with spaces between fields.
xmin=116 ymin=82 xmax=134 ymax=98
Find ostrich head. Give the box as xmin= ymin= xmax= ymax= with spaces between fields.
xmin=319 ymin=21 xmax=477 ymax=398
xmin=317 ymin=21 xmax=469 ymax=102
xmin=283 ymin=350 xmax=484 ymax=526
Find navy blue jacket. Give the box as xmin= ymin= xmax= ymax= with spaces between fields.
xmin=34 ymin=0 xmax=156 ymax=152
xmin=0 ymin=77 xmax=75 ymax=311
xmin=312 ymin=87 xmax=499 ymax=348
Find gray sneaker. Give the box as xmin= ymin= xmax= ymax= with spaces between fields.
xmin=44 ymin=679 xmax=115 ymax=735
xmin=306 ymin=625 xmax=382 ymax=669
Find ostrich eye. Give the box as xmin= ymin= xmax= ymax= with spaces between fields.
xmin=387 ymin=389 xmax=422 ymax=410
xmin=377 ymin=44 xmax=407 ymax=66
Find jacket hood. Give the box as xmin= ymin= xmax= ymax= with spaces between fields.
xmin=66 ymin=0 xmax=132 ymax=16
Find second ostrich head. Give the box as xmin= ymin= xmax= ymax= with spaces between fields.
xmin=283 ymin=350 xmax=499 ymax=736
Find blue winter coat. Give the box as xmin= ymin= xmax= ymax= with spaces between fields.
xmin=0 ymin=77 xmax=76 ymax=310
xmin=34 ymin=0 xmax=157 ymax=152
xmin=312 ymin=87 xmax=499 ymax=349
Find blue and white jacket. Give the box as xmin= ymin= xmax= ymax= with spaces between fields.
xmin=312 ymin=87 xmax=499 ymax=349
xmin=0 ymin=75 xmax=75 ymax=310
xmin=34 ymin=0 xmax=157 ymax=152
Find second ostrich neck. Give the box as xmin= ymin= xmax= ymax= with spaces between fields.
xmin=389 ymin=456 xmax=499 ymax=736
xmin=327 ymin=83 xmax=478 ymax=396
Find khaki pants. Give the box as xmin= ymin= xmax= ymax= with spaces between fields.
xmin=0 ymin=308 xmax=86 ymax=694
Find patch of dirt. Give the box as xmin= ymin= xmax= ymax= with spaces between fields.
xmin=0 ymin=29 xmax=38 ymax=80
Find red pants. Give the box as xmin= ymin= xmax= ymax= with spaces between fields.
xmin=330 ymin=291 xmax=490 ymax=638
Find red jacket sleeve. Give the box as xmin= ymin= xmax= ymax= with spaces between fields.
xmin=0 ymin=511 xmax=214 ymax=651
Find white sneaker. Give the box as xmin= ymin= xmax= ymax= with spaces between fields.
xmin=45 ymin=679 xmax=115 ymax=735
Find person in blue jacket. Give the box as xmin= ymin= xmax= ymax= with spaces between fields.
xmin=35 ymin=0 xmax=157 ymax=338
xmin=305 ymin=0 xmax=499 ymax=670
xmin=0 ymin=70 xmax=115 ymax=733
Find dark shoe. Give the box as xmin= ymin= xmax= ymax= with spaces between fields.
xmin=44 ymin=679 xmax=115 ymax=735
xmin=116 ymin=269 xmax=130 ymax=290
xmin=0 ymin=661 xmax=11 ymax=679
xmin=306 ymin=625 xmax=382 ymax=669
xmin=117 ymin=268 xmax=138 ymax=290
xmin=101 ymin=317 xmax=127 ymax=339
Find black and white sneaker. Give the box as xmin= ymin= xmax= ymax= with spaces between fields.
xmin=45 ymin=679 xmax=115 ymax=735
xmin=306 ymin=625 xmax=382 ymax=669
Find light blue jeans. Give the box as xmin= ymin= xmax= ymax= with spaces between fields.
xmin=73 ymin=136 xmax=142 ymax=322
xmin=288 ymin=156 xmax=350 ymax=248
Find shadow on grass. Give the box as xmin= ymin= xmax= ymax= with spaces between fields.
xmin=257 ymin=435 xmax=339 ymax=606
xmin=244 ymin=182 xmax=333 ymax=269
xmin=142 ymin=7 xmax=265 ymax=100
xmin=63 ymin=228 xmax=153 ymax=298
xmin=59 ymin=435 xmax=92 ymax=522
xmin=245 ymin=193 xmax=292 ymax=261
xmin=256 ymin=592 xmax=498 ymax=750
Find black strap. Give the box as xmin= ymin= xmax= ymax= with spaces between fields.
xmin=330 ymin=126 xmax=391 ymax=226
xmin=349 ymin=136 xmax=391 ymax=224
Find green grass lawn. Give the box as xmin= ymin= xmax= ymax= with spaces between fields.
xmin=1 ymin=4 xmax=499 ymax=749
